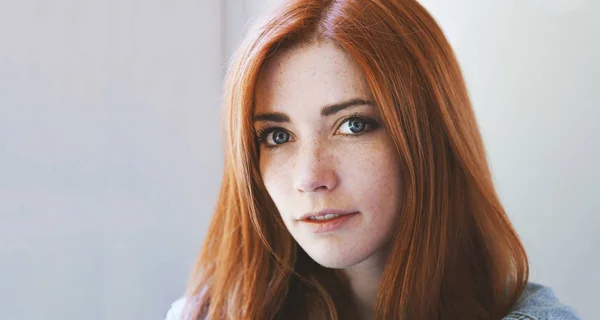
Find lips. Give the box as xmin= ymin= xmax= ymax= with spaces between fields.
xmin=296 ymin=210 xmax=359 ymax=233
xmin=307 ymin=213 xmax=345 ymax=221
xmin=297 ymin=209 xmax=358 ymax=221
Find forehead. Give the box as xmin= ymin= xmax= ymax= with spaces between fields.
xmin=254 ymin=40 xmax=372 ymax=114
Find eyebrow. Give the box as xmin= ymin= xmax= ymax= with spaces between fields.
xmin=253 ymin=98 xmax=375 ymax=123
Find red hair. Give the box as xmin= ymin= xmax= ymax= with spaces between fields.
xmin=185 ymin=0 xmax=529 ymax=319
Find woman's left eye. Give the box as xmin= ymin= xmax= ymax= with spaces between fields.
xmin=337 ymin=117 xmax=377 ymax=135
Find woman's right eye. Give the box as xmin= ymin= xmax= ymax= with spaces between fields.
xmin=257 ymin=128 xmax=291 ymax=147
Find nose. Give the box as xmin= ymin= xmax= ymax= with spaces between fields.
xmin=293 ymin=143 xmax=338 ymax=193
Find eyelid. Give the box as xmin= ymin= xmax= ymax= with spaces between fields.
xmin=334 ymin=112 xmax=379 ymax=134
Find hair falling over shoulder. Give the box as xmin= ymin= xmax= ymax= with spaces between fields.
xmin=184 ymin=0 xmax=529 ymax=319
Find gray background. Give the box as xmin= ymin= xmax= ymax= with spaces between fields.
xmin=0 ymin=0 xmax=598 ymax=319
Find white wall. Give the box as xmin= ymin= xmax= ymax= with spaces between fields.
xmin=0 ymin=1 xmax=222 ymax=319
xmin=234 ymin=0 xmax=599 ymax=319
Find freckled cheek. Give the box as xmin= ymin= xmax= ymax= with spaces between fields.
xmin=337 ymin=143 xmax=401 ymax=211
xmin=339 ymin=150 xmax=396 ymax=188
xmin=259 ymin=154 xmax=293 ymax=198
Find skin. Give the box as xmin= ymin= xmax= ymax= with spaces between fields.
xmin=253 ymin=40 xmax=402 ymax=319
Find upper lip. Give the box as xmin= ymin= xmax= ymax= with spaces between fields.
xmin=297 ymin=209 xmax=358 ymax=221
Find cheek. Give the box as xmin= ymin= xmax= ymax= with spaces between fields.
xmin=339 ymin=141 xmax=402 ymax=213
xmin=259 ymin=152 xmax=290 ymax=204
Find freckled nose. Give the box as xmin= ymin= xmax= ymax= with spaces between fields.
xmin=293 ymin=145 xmax=338 ymax=193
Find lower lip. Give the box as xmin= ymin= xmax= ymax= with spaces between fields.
xmin=300 ymin=212 xmax=359 ymax=233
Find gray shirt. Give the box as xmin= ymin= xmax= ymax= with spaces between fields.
xmin=164 ymin=281 xmax=581 ymax=319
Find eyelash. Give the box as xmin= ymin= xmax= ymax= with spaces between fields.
xmin=255 ymin=112 xmax=380 ymax=149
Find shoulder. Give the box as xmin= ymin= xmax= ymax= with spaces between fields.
xmin=164 ymin=297 xmax=191 ymax=320
xmin=165 ymin=295 xmax=209 ymax=320
xmin=503 ymin=282 xmax=581 ymax=320
xmin=165 ymin=286 xmax=209 ymax=320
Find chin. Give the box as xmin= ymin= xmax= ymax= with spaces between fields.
xmin=301 ymin=243 xmax=368 ymax=269
xmin=313 ymin=259 xmax=354 ymax=269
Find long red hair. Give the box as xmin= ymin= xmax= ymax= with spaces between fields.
xmin=185 ymin=0 xmax=529 ymax=319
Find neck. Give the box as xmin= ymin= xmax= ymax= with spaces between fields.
xmin=339 ymin=250 xmax=388 ymax=320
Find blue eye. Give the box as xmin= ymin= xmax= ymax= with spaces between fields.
xmin=336 ymin=116 xmax=378 ymax=135
xmin=256 ymin=127 xmax=291 ymax=148
xmin=339 ymin=117 xmax=367 ymax=134
xmin=271 ymin=130 xmax=290 ymax=144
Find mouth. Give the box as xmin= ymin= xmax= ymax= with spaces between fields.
xmin=296 ymin=210 xmax=359 ymax=233
xmin=297 ymin=209 xmax=358 ymax=222
xmin=304 ymin=212 xmax=355 ymax=222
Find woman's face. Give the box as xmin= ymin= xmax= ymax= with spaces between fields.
xmin=254 ymin=40 xmax=401 ymax=269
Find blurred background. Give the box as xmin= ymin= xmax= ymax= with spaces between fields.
xmin=0 ymin=0 xmax=597 ymax=319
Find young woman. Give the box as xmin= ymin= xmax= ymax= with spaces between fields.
xmin=166 ymin=0 xmax=580 ymax=319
